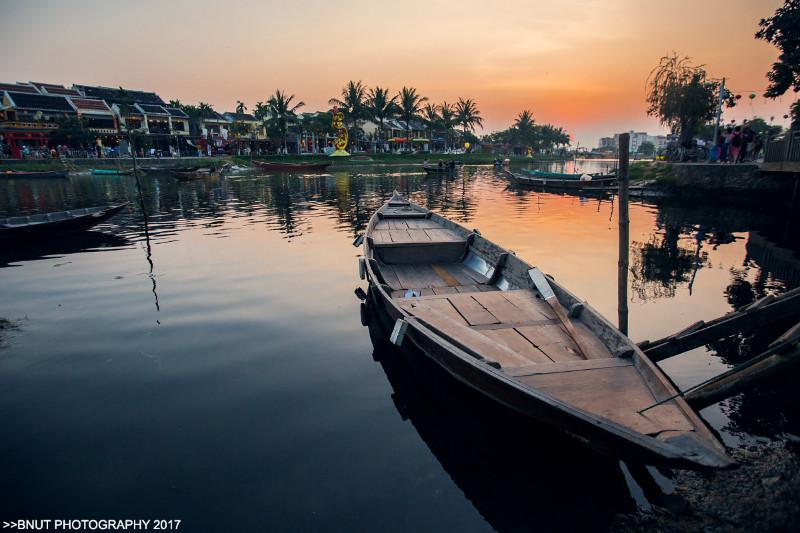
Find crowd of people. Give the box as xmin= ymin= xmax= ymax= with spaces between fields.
xmin=712 ymin=123 xmax=764 ymax=163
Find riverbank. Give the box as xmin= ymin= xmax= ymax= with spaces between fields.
xmin=616 ymin=439 xmax=800 ymax=532
xmin=0 ymin=153 xmax=568 ymax=172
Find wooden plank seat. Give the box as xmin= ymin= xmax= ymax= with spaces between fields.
xmin=397 ymin=290 xmax=614 ymax=367
xmin=371 ymin=219 xmax=467 ymax=264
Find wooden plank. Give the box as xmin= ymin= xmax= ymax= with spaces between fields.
xmin=505 ymin=357 xmax=631 ymax=377
xmin=516 ymin=325 xmax=583 ymax=362
xmin=472 ymin=292 xmax=528 ymax=323
xmin=405 ymin=218 xmax=440 ymax=229
xmin=432 ymin=286 xmax=459 ymax=295
xmin=501 ymin=291 xmax=556 ymax=320
xmin=431 ymin=264 xmax=462 ymax=287
xmin=443 ymin=264 xmax=480 ymax=286
xmin=388 ymin=229 xmax=413 ymax=243
xmin=391 ymin=264 xmax=428 ymax=289
xmin=404 ymin=302 xmax=531 ymax=367
xmin=371 ymin=230 xmax=392 ymax=245
xmin=378 ymin=265 xmax=402 ymax=290
xmin=388 ymin=219 xmax=409 ymax=230
xmin=424 ymin=228 xmax=463 ymax=242
xmin=482 ymin=329 xmax=553 ymax=364
xmin=374 ymin=220 xmax=391 ymax=230
xmin=448 ymin=295 xmax=500 ymax=326
xmin=407 ymin=229 xmax=433 ymax=243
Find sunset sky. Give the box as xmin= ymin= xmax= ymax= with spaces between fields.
xmin=1 ymin=0 xmax=795 ymax=146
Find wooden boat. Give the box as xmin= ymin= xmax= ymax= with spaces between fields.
xmin=91 ymin=169 xmax=133 ymax=176
xmin=170 ymin=168 xmax=221 ymax=181
xmin=1 ymin=169 xmax=68 ymax=179
xmin=360 ymin=192 xmax=732 ymax=469
xmin=423 ymin=165 xmax=458 ymax=175
xmin=505 ymin=169 xmax=617 ymax=190
xmin=0 ymin=203 xmax=129 ymax=240
xmin=252 ymin=160 xmax=331 ymax=172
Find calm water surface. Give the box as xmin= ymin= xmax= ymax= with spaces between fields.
xmin=1 ymin=162 xmax=798 ymax=531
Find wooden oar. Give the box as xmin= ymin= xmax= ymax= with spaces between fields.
xmin=528 ymin=268 xmax=595 ymax=359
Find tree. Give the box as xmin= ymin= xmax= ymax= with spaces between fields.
xmin=454 ymin=98 xmax=484 ymax=140
xmin=397 ymin=87 xmax=428 ymax=149
xmin=512 ymin=110 xmax=536 ymax=150
xmin=51 ymin=116 xmax=93 ymax=148
xmin=439 ymin=102 xmax=456 ymax=149
xmin=267 ymin=90 xmax=305 ymax=151
xmin=637 ymin=141 xmax=656 ymax=156
xmin=235 ymin=100 xmax=247 ymax=114
xmin=421 ymin=103 xmax=440 ymax=150
xmin=645 ymin=53 xmax=726 ymax=147
xmin=168 ymin=99 xmax=182 ymax=108
xmin=755 ymin=0 xmax=800 ymax=98
xmin=329 ymin=80 xmax=367 ymax=149
xmin=365 ymin=86 xmax=397 ymax=142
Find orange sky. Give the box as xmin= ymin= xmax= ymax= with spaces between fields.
xmin=1 ymin=0 xmax=795 ymax=146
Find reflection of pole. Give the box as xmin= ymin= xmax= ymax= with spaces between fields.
xmin=618 ymin=133 xmax=630 ymax=335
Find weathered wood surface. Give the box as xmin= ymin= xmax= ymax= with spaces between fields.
xmin=640 ymin=287 xmax=800 ymax=361
xmin=685 ymin=322 xmax=800 ymax=409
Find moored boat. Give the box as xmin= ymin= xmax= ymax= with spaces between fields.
xmin=0 ymin=203 xmax=129 ymax=240
xmin=170 ymin=168 xmax=221 ymax=181
xmin=1 ymin=169 xmax=68 ymax=179
xmin=91 ymin=169 xmax=133 ymax=176
xmin=422 ymin=164 xmax=459 ymax=175
xmin=505 ymin=169 xmax=617 ymax=189
xmin=359 ymin=191 xmax=732 ymax=469
xmin=252 ymin=160 xmax=331 ymax=172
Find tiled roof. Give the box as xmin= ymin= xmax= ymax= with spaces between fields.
xmin=166 ymin=107 xmax=189 ymax=118
xmin=224 ymin=112 xmax=258 ymax=122
xmin=74 ymin=85 xmax=166 ymax=105
xmin=136 ymin=103 xmax=169 ymax=115
xmin=6 ymin=92 xmax=75 ymax=112
xmin=70 ymin=98 xmax=113 ymax=112
xmin=31 ymin=82 xmax=65 ymax=89
xmin=0 ymin=82 xmax=38 ymax=94
xmin=43 ymin=87 xmax=81 ymax=96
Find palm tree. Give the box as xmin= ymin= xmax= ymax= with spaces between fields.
xmin=397 ymin=86 xmax=428 ymax=150
xmin=197 ymin=102 xmax=215 ymax=119
xmin=439 ymin=102 xmax=456 ymax=150
xmin=328 ymin=80 xmax=367 ymax=150
xmin=235 ymin=100 xmax=247 ymax=114
xmin=513 ymin=110 xmax=536 ymax=151
xmin=454 ymin=98 xmax=484 ymax=141
xmin=421 ymin=103 xmax=440 ymax=151
xmin=365 ymin=86 xmax=397 ymax=143
xmin=267 ymin=90 xmax=305 ymax=152
xmin=168 ymin=99 xmax=182 ymax=108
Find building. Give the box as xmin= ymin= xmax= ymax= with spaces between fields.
xmin=598 ymin=137 xmax=615 ymax=150
xmin=598 ymin=131 xmax=670 ymax=153
xmin=223 ymin=112 xmax=265 ymax=139
xmin=0 ymin=89 xmax=77 ymax=154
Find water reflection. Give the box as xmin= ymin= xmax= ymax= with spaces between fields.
xmin=365 ymin=314 xmax=635 ymax=532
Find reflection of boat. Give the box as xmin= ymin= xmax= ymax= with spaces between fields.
xmin=505 ymin=169 xmax=617 ymax=190
xmin=252 ymin=160 xmax=331 ymax=172
xmin=0 ymin=203 xmax=129 ymax=241
xmin=91 ymin=169 xmax=133 ymax=176
xmin=360 ymin=191 xmax=731 ymax=469
xmin=1 ymin=169 xmax=68 ymax=179
xmin=363 ymin=310 xmax=636 ymax=531
xmin=0 ymin=231 xmax=129 ymax=267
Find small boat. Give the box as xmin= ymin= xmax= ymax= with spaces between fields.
xmin=0 ymin=203 xmax=129 ymax=240
xmin=505 ymin=169 xmax=617 ymax=190
xmin=252 ymin=160 xmax=331 ymax=172
xmin=91 ymin=169 xmax=133 ymax=176
xmin=170 ymin=168 xmax=221 ymax=181
xmin=520 ymin=169 xmax=607 ymax=180
xmin=1 ymin=169 xmax=68 ymax=179
xmin=359 ymin=191 xmax=732 ymax=469
xmin=422 ymin=164 xmax=458 ymax=175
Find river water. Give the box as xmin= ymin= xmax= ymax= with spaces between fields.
xmin=1 ymin=162 xmax=798 ymax=531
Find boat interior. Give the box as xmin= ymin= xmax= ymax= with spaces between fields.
xmin=366 ymin=195 xmax=728 ymax=465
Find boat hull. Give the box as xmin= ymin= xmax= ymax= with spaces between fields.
xmin=0 ymin=204 xmax=128 ymax=240
xmin=1 ymin=170 xmax=68 ymax=179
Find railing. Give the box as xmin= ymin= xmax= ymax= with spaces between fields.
xmin=0 ymin=121 xmax=59 ymax=130
xmin=765 ymin=130 xmax=800 ymax=163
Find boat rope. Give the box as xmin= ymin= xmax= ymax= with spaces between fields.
xmin=637 ymin=332 xmax=799 ymax=414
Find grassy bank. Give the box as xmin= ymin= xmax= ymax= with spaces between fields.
xmin=629 ymin=161 xmax=676 ymax=185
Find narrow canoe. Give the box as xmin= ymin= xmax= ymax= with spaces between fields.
xmin=505 ymin=169 xmax=617 ymax=190
xmin=252 ymin=160 xmax=331 ymax=172
xmin=423 ymin=165 xmax=458 ymax=175
xmin=0 ymin=203 xmax=129 ymax=240
xmin=519 ymin=169 xmax=595 ymax=179
xmin=91 ymin=169 xmax=133 ymax=176
xmin=360 ymin=191 xmax=732 ymax=469
xmin=0 ymin=170 xmax=68 ymax=179
xmin=170 ymin=168 xmax=221 ymax=180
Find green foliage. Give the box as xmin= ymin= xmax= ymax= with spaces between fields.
xmin=51 ymin=116 xmax=93 ymax=147
xmin=235 ymin=101 xmax=247 ymax=114
xmin=483 ymin=110 xmax=570 ymax=153
xmin=745 ymin=117 xmax=783 ymax=138
xmin=266 ymin=90 xmax=305 ymax=147
xmin=637 ymin=141 xmax=656 ymax=155
xmin=454 ymin=98 xmax=483 ymax=134
xmin=756 ymin=0 xmax=800 ymax=98
xmin=329 ymin=80 xmax=367 ymax=147
xmin=397 ymin=87 xmax=428 ymax=142
xmin=645 ymin=53 xmax=728 ymax=145
xmin=365 ymin=87 xmax=398 ymax=139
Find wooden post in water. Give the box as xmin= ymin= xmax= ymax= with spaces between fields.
xmin=617 ymin=134 xmax=630 ymax=335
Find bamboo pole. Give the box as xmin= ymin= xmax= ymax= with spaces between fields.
xmin=617 ymin=133 xmax=630 ymax=335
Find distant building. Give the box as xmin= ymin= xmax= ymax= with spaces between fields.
xmin=0 ymin=88 xmax=77 ymax=152
xmin=597 ymin=131 xmax=670 ymax=153
xmin=223 ymin=112 xmax=265 ymax=140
